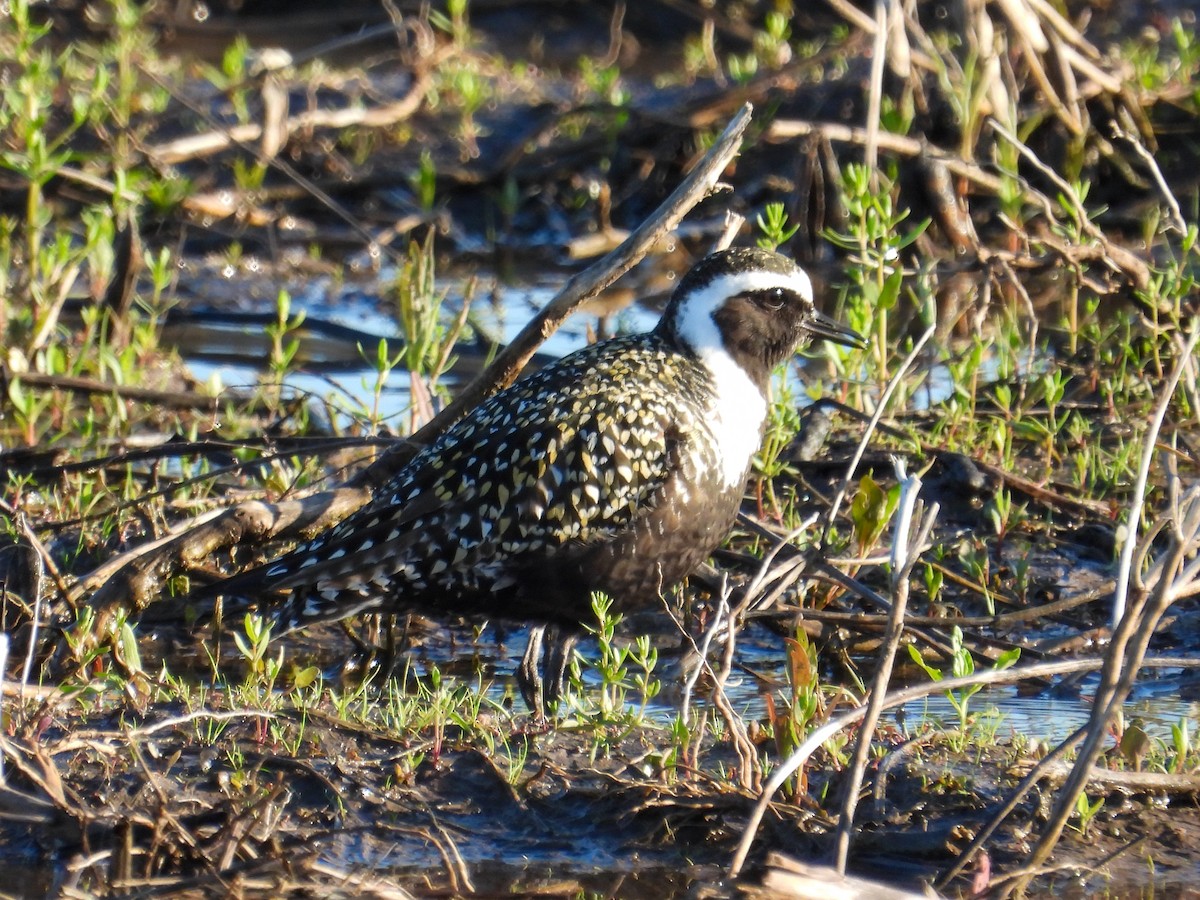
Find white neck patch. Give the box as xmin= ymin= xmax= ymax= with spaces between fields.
xmin=672 ymin=269 xmax=813 ymax=488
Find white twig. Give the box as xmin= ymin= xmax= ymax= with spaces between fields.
xmin=1110 ymin=122 xmax=1187 ymax=235
xmin=678 ymin=587 xmax=731 ymax=727
xmin=865 ymin=0 xmax=887 ymax=179
xmin=1111 ymin=322 xmax=1200 ymax=627
xmin=15 ymin=519 xmax=45 ymax=692
xmin=833 ymin=464 xmax=935 ymax=873
xmin=888 ymin=456 xmax=920 ymax=579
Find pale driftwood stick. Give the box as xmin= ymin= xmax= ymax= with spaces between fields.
xmin=766 ymin=118 xmax=1008 ymax=195
xmin=1016 ymin=762 xmax=1200 ymax=796
xmin=757 ymin=852 xmax=927 ymax=900
xmin=146 ymin=72 xmax=434 ymax=165
xmin=863 ymin=0 xmax=886 ymax=179
xmin=83 ymin=103 xmax=756 ymax=630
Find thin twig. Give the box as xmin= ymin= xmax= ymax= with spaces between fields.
xmin=833 ymin=462 xmax=937 ymax=873
xmin=14 ymin=516 xmax=47 ymax=689
xmin=823 ymin=324 xmax=935 ymax=544
xmin=1111 ymin=324 xmax=1200 ymax=625
xmin=1110 ymin=122 xmax=1187 ymax=235
xmin=0 ymin=634 xmax=7 ymax=784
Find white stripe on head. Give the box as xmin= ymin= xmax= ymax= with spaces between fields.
xmin=672 ymin=268 xmax=814 ymax=358
xmin=672 ymin=269 xmax=812 ymax=488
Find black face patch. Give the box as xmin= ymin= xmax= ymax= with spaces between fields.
xmin=711 ymin=291 xmax=811 ymax=390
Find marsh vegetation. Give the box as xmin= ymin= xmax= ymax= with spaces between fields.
xmin=3 ymin=0 xmax=1200 ymax=896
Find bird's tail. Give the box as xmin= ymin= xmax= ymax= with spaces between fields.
xmin=192 ymin=555 xmax=387 ymax=638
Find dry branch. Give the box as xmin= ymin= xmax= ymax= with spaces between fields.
xmin=6 ymin=371 xmax=230 ymax=412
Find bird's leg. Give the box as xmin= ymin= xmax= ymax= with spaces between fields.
xmin=517 ymin=625 xmax=546 ymax=720
xmin=542 ymin=627 xmax=578 ymax=714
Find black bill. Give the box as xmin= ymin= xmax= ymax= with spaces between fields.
xmin=805 ymin=309 xmax=868 ymax=349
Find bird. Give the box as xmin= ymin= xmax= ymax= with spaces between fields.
xmin=208 ymin=247 xmax=864 ymax=717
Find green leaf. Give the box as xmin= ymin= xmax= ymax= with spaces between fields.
xmin=895 ymin=217 xmax=932 ymax=250
xmin=993 ymin=647 xmax=1022 ymax=670
xmin=850 ymin=474 xmax=900 ymax=551
xmin=878 ymin=265 xmax=904 ymax=312
xmin=232 ymin=631 xmax=252 ymax=660
xmin=118 ymin=620 xmax=142 ymax=671
xmin=292 ymin=666 xmax=321 ymax=690
xmin=906 ymin=643 xmax=942 ymax=681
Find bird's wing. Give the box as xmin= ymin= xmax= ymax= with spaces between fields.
xmin=245 ymin=380 xmax=684 ymax=601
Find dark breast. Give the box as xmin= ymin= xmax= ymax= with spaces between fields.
xmin=514 ymin=429 xmax=743 ymax=624
xmin=270 ymin=333 xmax=750 ymax=631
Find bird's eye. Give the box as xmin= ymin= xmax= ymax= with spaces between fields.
xmin=761 ymin=288 xmax=786 ymax=311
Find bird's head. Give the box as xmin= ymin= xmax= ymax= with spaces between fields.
xmin=659 ymin=247 xmax=865 ymax=391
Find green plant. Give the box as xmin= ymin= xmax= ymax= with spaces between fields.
xmin=923 ymin=562 xmax=945 ymax=606
xmin=725 ymin=9 xmax=792 ymax=85
xmin=1070 ymin=791 xmax=1105 ymax=838
xmin=393 ymin=232 xmax=469 ymax=431
xmin=566 ymin=592 xmax=661 ymax=727
xmin=263 ymin=289 xmax=306 ymax=411
xmin=764 ymin=629 xmax=822 ymax=799
xmin=206 ymin=34 xmax=254 ymax=122
xmin=499 ymin=734 xmax=530 ymax=786
xmin=907 ymin=626 xmax=1020 ymax=752
xmin=410 ymin=149 xmax=438 ymax=212
xmin=825 ymin=164 xmax=928 ymax=386
xmin=1 ymin=0 xmax=171 ymax=381
xmin=579 ymin=57 xmax=630 ymax=106
xmin=1170 ymin=717 xmax=1194 ymax=774
xmin=850 ymin=474 xmax=900 ymax=556
xmin=429 ymin=0 xmax=472 ymax=46
xmin=958 ymin=543 xmax=994 ymax=615
xmin=754 ymin=374 xmax=804 ymax=520
xmin=358 ymin=338 xmax=406 ymax=433
xmin=755 ymin=11 xmax=792 ymax=67
xmin=233 ymin=613 xmax=284 ymax=706
xmin=756 ymin=202 xmax=799 ymax=252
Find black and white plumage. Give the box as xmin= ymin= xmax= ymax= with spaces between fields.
xmin=211 ymin=248 xmax=863 ymax=713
